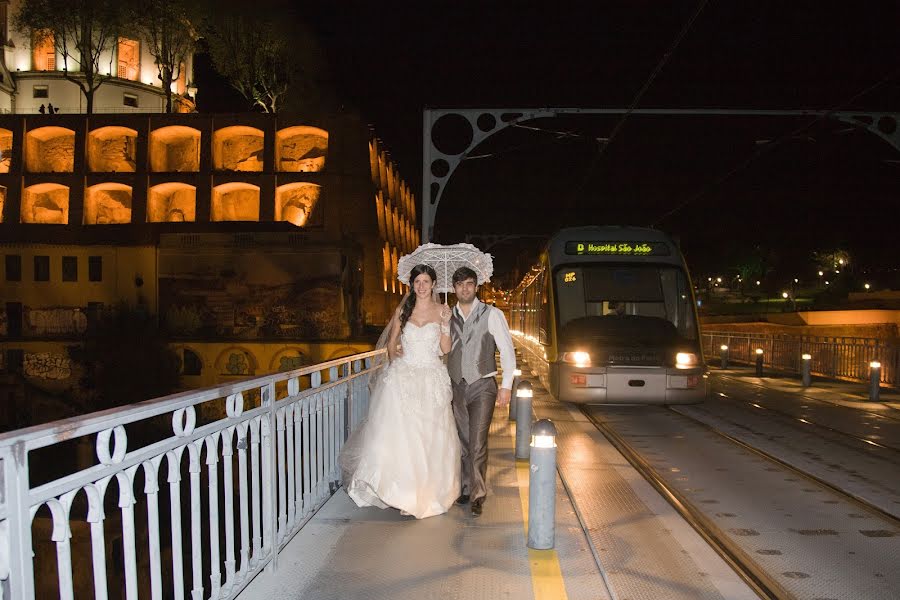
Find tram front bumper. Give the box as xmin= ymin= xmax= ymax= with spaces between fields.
xmin=557 ymin=364 xmax=707 ymax=404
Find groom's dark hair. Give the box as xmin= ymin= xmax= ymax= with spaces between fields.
xmin=452 ymin=267 xmax=478 ymax=285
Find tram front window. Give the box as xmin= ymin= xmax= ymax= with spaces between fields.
xmin=556 ymin=265 xmax=697 ymax=359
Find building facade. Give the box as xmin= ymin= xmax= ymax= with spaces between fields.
xmin=0 ymin=112 xmax=418 ymax=403
xmin=0 ymin=0 xmax=196 ymax=115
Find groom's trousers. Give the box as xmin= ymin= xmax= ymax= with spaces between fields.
xmin=451 ymin=376 xmax=498 ymax=502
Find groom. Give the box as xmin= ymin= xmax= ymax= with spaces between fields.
xmin=448 ymin=267 xmax=517 ymax=516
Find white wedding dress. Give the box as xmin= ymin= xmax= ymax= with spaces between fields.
xmin=342 ymin=322 xmax=461 ymax=519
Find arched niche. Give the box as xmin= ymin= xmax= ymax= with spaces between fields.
xmin=25 ymin=126 xmax=75 ymax=173
xmin=149 ymin=126 xmax=200 ymax=172
xmin=213 ymin=126 xmax=264 ymax=171
xmin=88 ymin=126 xmax=137 ymax=172
xmin=147 ymin=182 xmax=196 ymax=222
xmin=214 ymin=346 xmax=258 ymax=376
xmin=211 ymin=182 xmax=260 ymax=222
xmin=275 ymin=182 xmax=320 ymax=227
xmin=0 ymin=129 xmax=13 ymax=173
xmin=276 ymin=126 xmax=328 ymax=172
xmin=21 ymin=183 xmax=69 ymax=224
xmin=84 ymin=183 xmax=132 ymax=224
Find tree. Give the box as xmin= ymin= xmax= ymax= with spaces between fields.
xmin=128 ymin=0 xmax=196 ymax=113
xmin=201 ymin=1 xmax=326 ymax=113
xmin=68 ymin=305 xmax=181 ymax=410
xmin=15 ymin=0 xmax=121 ymax=114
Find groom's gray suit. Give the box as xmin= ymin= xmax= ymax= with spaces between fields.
xmin=448 ymin=299 xmax=515 ymax=504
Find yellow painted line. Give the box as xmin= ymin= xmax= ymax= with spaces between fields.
xmin=511 ymin=425 xmax=569 ymax=600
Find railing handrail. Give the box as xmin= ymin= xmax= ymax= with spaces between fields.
xmin=0 ymin=349 xmax=384 ymax=451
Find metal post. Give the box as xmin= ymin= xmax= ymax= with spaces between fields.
xmin=755 ymin=348 xmax=764 ymax=377
xmin=869 ymin=361 xmax=881 ymax=402
xmin=720 ymin=344 xmax=729 ymax=369
xmin=801 ymin=353 xmax=812 ymax=387
xmin=528 ymin=419 xmax=557 ymax=550
xmin=509 ymin=369 xmax=522 ymax=421
xmin=515 ymin=380 xmax=533 ymax=460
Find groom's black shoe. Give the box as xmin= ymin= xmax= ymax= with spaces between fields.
xmin=455 ymin=494 xmax=470 ymax=505
xmin=471 ymin=498 xmax=484 ymax=516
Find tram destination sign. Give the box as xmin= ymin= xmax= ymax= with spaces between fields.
xmin=564 ymin=241 xmax=671 ymax=256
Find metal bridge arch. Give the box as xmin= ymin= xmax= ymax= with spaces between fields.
xmin=422 ymin=108 xmax=900 ymax=242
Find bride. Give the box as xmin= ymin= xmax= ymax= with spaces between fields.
xmin=341 ymin=264 xmax=461 ymax=519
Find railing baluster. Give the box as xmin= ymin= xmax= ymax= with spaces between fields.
xmin=188 ymin=444 xmax=204 ymax=600
xmin=166 ymin=449 xmax=185 ymax=600
xmin=285 ymin=405 xmax=296 ymax=532
xmin=221 ymin=428 xmax=237 ymax=591
xmin=275 ymin=408 xmax=287 ymax=543
xmin=143 ymin=459 xmax=164 ymax=600
xmin=302 ymin=398 xmax=312 ymax=516
xmin=236 ymin=423 xmax=251 ymax=580
xmin=118 ymin=469 xmax=139 ymax=600
xmin=84 ymin=482 xmax=109 ymax=600
xmin=51 ymin=497 xmax=75 ymax=600
xmin=249 ymin=418 xmax=262 ymax=566
xmin=205 ymin=435 xmax=222 ymax=598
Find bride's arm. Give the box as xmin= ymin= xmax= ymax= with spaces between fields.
xmin=438 ymin=303 xmax=452 ymax=354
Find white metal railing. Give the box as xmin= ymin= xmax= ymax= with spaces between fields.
xmin=702 ymin=331 xmax=898 ymax=386
xmin=0 ymin=349 xmax=384 ymax=599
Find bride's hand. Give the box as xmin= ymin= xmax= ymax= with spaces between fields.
xmin=440 ymin=304 xmax=452 ymax=324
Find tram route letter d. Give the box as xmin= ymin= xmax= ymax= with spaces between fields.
xmin=577 ymin=243 xmax=585 ymax=253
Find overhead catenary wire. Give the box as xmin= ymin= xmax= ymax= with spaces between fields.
xmin=651 ymin=66 xmax=900 ymax=227
xmin=560 ymin=0 xmax=711 ymax=215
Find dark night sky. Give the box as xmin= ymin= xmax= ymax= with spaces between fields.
xmin=202 ymin=1 xmax=900 ymax=283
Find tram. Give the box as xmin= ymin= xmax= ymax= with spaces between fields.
xmin=510 ymin=226 xmax=707 ymax=404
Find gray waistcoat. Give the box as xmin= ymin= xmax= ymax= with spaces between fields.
xmin=448 ymin=302 xmax=497 ymax=384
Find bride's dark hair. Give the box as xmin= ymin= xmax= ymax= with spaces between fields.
xmin=399 ymin=264 xmax=437 ymax=331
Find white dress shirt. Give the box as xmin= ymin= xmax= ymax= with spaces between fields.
xmin=455 ymin=298 xmax=517 ymax=390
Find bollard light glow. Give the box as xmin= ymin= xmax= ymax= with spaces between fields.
xmin=870 ymin=361 xmax=881 ymax=369
xmin=756 ymin=348 xmax=764 ymax=355
xmin=720 ymin=344 xmax=728 ymax=351
xmin=802 ymin=353 xmax=811 ymax=360
xmin=513 ymin=368 xmax=522 ymax=377
xmin=532 ymin=434 xmax=556 ymax=448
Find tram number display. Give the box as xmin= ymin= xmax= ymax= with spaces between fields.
xmin=564 ymin=241 xmax=671 ymax=256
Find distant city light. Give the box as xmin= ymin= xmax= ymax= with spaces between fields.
xmin=716 ymin=277 xmax=722 ymax=283
xmin=825 ymin=281 xmax=830 ymax=285
xmin=793 ymin=278 xmax=799 ymax=283
xmin=782 ymin=292 xmax=789 ymax=298
xmin=864 ymin=283 xmax=870 ymax=290
xmin=839 ymin=258 xmax=844 ymax=265
xmin=755 ymin=280 xmax=760 ymax=286
xmin=818 ymin=271 xmax=823 ymax=276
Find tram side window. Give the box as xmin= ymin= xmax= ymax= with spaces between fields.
xmin=539 ymin=269 xmax=551 ymax=345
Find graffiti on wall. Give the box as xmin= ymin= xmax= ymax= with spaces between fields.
xmin=24 ymin=352 xmax=72 ymax=380
xmin=26 ymin=308 xmax=88 ymax=335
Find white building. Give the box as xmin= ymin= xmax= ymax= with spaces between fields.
xmin=0 ymin=0 xmax=195 ymax=114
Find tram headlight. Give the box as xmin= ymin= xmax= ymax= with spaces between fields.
xmin=561 ymin=351 xmax=592 ymax=367
xmin=675 ymin=352 xmax=699 ymax=369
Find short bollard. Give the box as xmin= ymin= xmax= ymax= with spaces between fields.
xmin=528 ymin=419 xmax=557 ymax=550
xmin=801 ymin=353 xmax=812 ymax=387
xmin=755 ymin=348 xmax=764 ymax=377
xmin=720 ymin=345 xmax=729 ymax=369
xmin=509 ymin=368 xmax=523 ymax=421
xmin=869 ymin=361 xmax=881 ymax=402
xmin=515 ymin=380 xmax=533 ymax=460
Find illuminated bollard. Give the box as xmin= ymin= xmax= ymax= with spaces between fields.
xmin=515 ymin=380 xmax=533 ymax=460
xmin=801 ymin=353 xmax=812 ymax=387
xmin=869 ymin=361 xmax=882 ymax=402
xmin=720 ymin=345 xmax=729 ymax=369
xmin=528 ymin=419 xmax=557 ymax=550
xmin=509 ymin=369 xmax=522 ymax=421
xmin=755 ymin=348 xmax=764 ymax=377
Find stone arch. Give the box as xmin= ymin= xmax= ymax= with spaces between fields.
xmin=88 ymin=126 xmax=137 ymax=172
xmin=173 ymin=345 xmax=204 ymax=376
xmin=211 ymin=182 xmax=260 ymax=222
xmin=147 ymin=182 xmax=196 ymax=222
xmin=390 ymin=246 xmax=399 ymax=294
xmin=214 ymin=346 xmax=258 ymax=376
xmin=375 ymin=192 xmax=386 ymax=238
xmin=275 ymin=182 xmax=320 ymax=227
xmin=213 ymin=125 xmax=264 ymax=171
xmin=326 ymin=346 xmax=362 ymax=360
xmin=0 ymin=185 xmax=5 ymax=223
xmin=84 ymin=183 xmax=132 ymax=224
xmin=149 ymin=125 xmax=200 ymax=172
xmin=269 ymin=347 xmax=310 ymax=372
xmin=0 ymin=128 xmax=12 ymax=173
xmin=25 ymin=126 xmax=75 ymax=172
xmin=368 ymin=140 xmax=379 ymax=183
xmin=276 ymin=126 xmax=328 ymax=172
xmin=21 ymin=183 xmax=69 ymax=224
xmin=382 ymin=243 xmax=390 ymax=292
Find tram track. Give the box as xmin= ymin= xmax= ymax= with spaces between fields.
xmin=579 ymin=406 xmax=786 ymax=600
xmin=666 ymin=404 xmax=900 ymax=529
xmin=712 ymin=385 xmax=900 ymax=455
xmin=580 ymin=402 xmax=900 ymax=600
